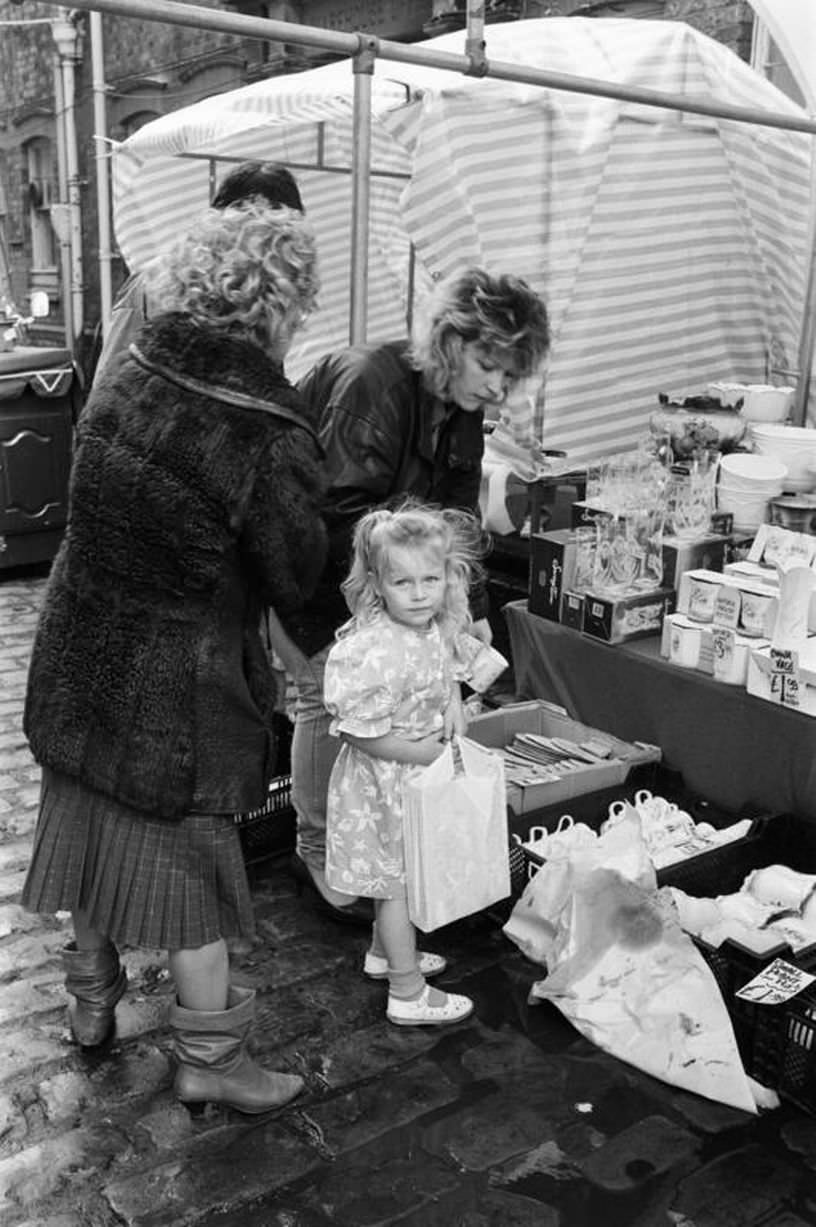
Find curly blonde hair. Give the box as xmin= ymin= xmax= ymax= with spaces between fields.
xmin=411 ymin=266 xmax=550 ymax=400
xmin=340 ymin=500 xmax=487 ymax=643
xmin=143 ymin=200 xmax=319 ymax=354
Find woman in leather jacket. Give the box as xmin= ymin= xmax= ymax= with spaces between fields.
xmin=282 ymin=266 xmax=550 ymax=925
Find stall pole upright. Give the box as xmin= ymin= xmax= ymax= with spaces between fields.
xmin=350 ymin=41 xmax=375 ymax=344
xmin=466 ymin=0 xmax=487 ymax=76
xmin=792 ymin=148 xmax=816 ymax=425
xmin=90 ymin=11 xmax=113 ymax=339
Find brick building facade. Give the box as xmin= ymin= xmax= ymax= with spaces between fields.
xmin=0 ymin=0 xmax=779 ymax=376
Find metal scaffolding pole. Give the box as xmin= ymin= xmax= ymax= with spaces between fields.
xmin=34 ymin=0 xmax=816 ymax=134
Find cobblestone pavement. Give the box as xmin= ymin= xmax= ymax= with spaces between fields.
xmin=3 ymin=566 xmax=816 ymax=1227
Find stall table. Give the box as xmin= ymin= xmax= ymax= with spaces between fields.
xmin=503 ymin=600 xmax=816 ymax=821
xmin=0 ymin=345 xmax=76 ymax=569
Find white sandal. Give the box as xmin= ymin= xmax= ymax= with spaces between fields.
xmin=386 ymin=985 xmax=474 ymax=1027
xmin=363 ymin=950 xmax=448 ymax=981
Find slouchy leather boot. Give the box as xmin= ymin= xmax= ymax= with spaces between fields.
xmin=61 ymin=941 xmax=127 ymax=1047
xmin=170 ymin=985 xmax=304 ymax=1115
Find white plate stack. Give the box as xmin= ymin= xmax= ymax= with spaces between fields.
xmin=717 ymin=452 xmax=787 ymax=532
xmin=750 ymin=424 xmax=816 ymax=493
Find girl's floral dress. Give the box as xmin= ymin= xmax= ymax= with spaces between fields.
xmin=323 ymin=613 xmax=456 ymax=899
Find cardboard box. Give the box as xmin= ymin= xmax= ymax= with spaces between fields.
xmin=661 ymin=533 xmax=727 ymax=590
xmin=723 ymin=560 xmax=778 ymax=586
xmin=748 ymin=523 xmax=816 ymax=569
xmin=560 ymin=589 xmax=585 ymax=629
xmin=676 ymin=568 xmax=779 ymax=639
xmin=582 ymin=586 xmax=675 ymax=644
xmin=724 ymin=533 xmax=757 ymax=566
xmin=528 ymin=529 xmax=578 ymax=621
xmin=570 ymin=500 xmax=620 ymax=529
xmin=724 ymin=558 xmax=816 ymax=634
xmin=661 ymin=612 xmax=768 ymax=684
xmin=747 ymin=640 xmax=816 ymax=717
xmin=467 ymin=699 xmax=661 ymax=814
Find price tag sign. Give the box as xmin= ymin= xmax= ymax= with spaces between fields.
xmin=713 ymin=587 xmax=740 ymax=629
xmin=711 ymin=626 xmax=736 ymax=681
xmin=769 ymin=646 xmax=801 ymax=709
xmin=735 ymin=958 xmax=816 ymax=1005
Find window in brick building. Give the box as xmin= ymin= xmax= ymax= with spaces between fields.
xmin=24 ymin=137 xmax=57 ymax=274
xmin=120 ymin=110 xmax=161 ymax=140
xmin=751 ymin=20 xmax=806 ymax=110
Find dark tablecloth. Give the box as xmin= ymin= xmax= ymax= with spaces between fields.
xmin=504 ymin=600 xmax=816 ymax=820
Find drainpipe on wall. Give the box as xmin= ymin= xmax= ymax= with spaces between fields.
xmin=50 ymin=9 xmax=84 ymax=352
xmin=51 ymin=51 xmax=74 ymax=350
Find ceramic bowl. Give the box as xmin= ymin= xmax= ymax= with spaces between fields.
xmin=768 ymin=495 xmax=816 ymax=535
xmin=740 ymin=385 xmax=794 ymax=423
xmin=719 ymin=453 xmax=787 ymax=488
xmin=750 ymin=424 xmax=816 ymax=493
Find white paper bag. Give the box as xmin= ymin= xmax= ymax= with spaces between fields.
xmin=403 ymin=736 xmax=509 ymax=932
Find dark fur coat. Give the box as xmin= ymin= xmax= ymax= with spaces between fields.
xmin=24 ymin=314 xmax=327 ymax=818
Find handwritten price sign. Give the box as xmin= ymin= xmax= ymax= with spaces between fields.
xmin=736 ymin=958 xmax=816 ymax=1005
xmin=769 ymin=647 xmax=801 ymax=710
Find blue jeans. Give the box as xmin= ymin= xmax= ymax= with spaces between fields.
xmin=291 ymin=645 xmax=341 ymax=874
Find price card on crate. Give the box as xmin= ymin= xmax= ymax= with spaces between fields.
xmin=735 ymin=958 xmax=816 ymax=1005
xmin=769 ymin=647 xmax=801 ymax=710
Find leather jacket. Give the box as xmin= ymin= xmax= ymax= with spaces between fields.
xmin=283 ymin=339 xmax=488 ymax=657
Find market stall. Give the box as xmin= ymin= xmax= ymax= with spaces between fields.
xmin=0 ymin=345 xmax=76 ymax=569
xmin=110 ymin=16 xmax=816 ymax=463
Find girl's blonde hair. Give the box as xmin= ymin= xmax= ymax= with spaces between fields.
xmin=143 ymin=200 xmax=319 ymax=354
xmin=341 ymin=500 xmax=486 ymax=641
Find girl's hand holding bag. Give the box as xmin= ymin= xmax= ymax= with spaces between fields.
xmin=403 ymin=735 xmax=510 ymax=932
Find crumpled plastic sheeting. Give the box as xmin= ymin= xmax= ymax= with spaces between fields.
xmin=504 ymin=816 xmax=760 ymax=1114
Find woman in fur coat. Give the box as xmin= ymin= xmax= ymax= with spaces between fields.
xmin=21 ymin=200 xmax=327 ymax=1115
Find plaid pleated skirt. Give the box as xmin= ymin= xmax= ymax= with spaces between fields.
xmin=20 ymin=768 xmax=255 ymax=951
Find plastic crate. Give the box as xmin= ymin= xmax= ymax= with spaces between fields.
xmin=508 ymin=800 xmax=806 ymax=902
xmin=692 ymin=936 xmax=816 ymax=1113
xmin=236 ymin=774 xmax=296 ymax=867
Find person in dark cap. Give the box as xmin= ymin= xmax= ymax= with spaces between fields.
xmin=92 ymin=160 xmax=304 ymax=384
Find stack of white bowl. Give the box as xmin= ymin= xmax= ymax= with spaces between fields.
xmin=717 ymin=452 xmax=788 ymax=532
xmin=708 ymin=382 xmax=794 ymax=423
xmin=750 ymin=424 xmax=816 ymax=493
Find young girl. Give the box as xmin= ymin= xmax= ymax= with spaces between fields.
xmin=323 ymin=502 xmax=507 ymax=1027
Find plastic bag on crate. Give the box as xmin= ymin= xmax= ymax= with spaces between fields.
xmin=504 ymin=814 xmax=761 ymax=1114
xmin=403 ymin=736 xmax=510 ymax=932
xmin=504 ymin=811 xmax=654 ymax=965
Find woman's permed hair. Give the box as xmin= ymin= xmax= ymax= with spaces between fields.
xmin=340 ymin=501 xmax=487 ymax=641
xmin=143 ymin=200 xmax=319 ymax=353
xmin=411 ymin=266 xmax=550 ymax=399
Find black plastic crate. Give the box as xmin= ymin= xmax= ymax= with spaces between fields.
xmin=236 ymin=773 xmax=295 ymax=864
xmin=692 ymin=936 xmax=816 ymax=1112
xmin=774 ymin=989 xmax=816 ymax=1114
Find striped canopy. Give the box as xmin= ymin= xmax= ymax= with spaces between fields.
xmin=111 ymin=16 xmax=813 ymax=463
